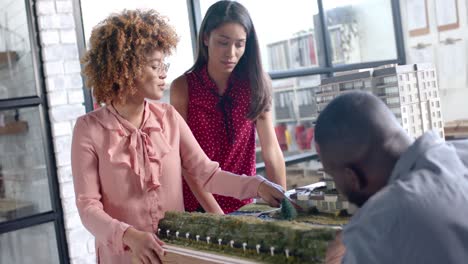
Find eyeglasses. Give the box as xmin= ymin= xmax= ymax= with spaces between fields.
xmin=152 ymin=62 xmax=170 ymax=74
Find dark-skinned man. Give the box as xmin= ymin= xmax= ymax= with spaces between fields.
xmin=317 ymin=91 xmax=468 ymax=264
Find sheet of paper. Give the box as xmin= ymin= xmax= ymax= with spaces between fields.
xmin=434 ymin=0 xmax=458 ymax=27
xmin=437 ymin=42 xmax=466 ymax=90
xmin=407 ymin=0 xmax=428 ymax=31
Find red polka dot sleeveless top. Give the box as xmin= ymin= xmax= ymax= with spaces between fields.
xmin=183 ymin=65 xmax=256 ymax=214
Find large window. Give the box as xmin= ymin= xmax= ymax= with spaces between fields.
xmin=0 ymin=0 xmax=67 ymax=263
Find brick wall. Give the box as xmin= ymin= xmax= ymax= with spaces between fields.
xmin=35 ymin=0 xmax=95 ymax=263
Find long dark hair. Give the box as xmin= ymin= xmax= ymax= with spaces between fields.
xmin=188 ymin=0 xmax=271 ymax=120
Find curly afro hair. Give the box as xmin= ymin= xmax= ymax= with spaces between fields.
xmin=81 ymin=9 xmax=179 ymax=105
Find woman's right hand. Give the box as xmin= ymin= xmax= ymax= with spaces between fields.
xmin=123 ymin=227 xmax=165 ymax=264
xmin=257 ymin=180 xmax=285 ymax=207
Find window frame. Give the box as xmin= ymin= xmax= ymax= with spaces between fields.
xmin=0 ymin=0 xmax=70 ymax=263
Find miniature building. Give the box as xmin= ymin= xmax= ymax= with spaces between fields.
xmin=290 ymin=172 xmax=357 ymax=215
xmin=316 ymin=70 xmax=373 ymax=112
xmin=317 ymin=63 xmax=444 ymax=139
xmin=315 ymin=171 xmax=357 ymax=215
xmin=287 ymin=64 xmax=444 ymax=216
xmin=373 ymin=64 xmax=444 ymax=139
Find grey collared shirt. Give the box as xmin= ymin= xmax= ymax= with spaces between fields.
xmin=342 ymin=132 xmax=468 ymax=264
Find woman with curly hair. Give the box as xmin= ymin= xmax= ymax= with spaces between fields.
xmin=72 ymin=9 xmax=284 ymax=264
xmin=171 ymin=1 xmax=286 ymax=215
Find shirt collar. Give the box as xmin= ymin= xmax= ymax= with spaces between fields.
xmin=99 ymin=101 xmax=171 ymax=190
xmin=199 ymin=64 xmax=241 ymax=95
xmin=388 ymin=131 xmax=445 ymax=183
xmin=97 ymin=100 xmax=164 ymax=135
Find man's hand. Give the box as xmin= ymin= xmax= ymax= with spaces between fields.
xmin=123 ymin=227 xmax=165 ymax=264
xmin=326 ymin=230 xmax=346 ymax=264
xmin=257 ymin=180 xmax=285 ymax=207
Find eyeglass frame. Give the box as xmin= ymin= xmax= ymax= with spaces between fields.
xmin=152 ymin=61 xmax=170 ymax=74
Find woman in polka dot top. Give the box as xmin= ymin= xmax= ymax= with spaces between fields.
xmin=171 ymin=0 xmax=286 ymax=214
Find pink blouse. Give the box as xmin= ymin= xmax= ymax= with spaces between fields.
xmin=71 ymin=101 xmax=265 ymax=264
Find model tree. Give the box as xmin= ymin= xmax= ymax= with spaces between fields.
xmin=280 ymin=198 xmax=298 ymax=220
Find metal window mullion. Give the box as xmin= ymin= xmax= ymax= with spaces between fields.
xmin=0 ymin=211 xmax=58 ymax=234
xmin=0 ymin=96 xmax=43 ymax=110
xmin=27 ymin=0 xmax=70 ymax=263
xmin=317 ymin=0 xmax=333 ymax=77
xmin=187 ymin=0 xmax=202 ymax=59
xmin=391 ymin=0 xmax=406 ymax=65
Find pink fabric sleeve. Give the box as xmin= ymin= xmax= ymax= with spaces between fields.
xmin=175 ymin=108 xmax=265 ymax=200
xmin=71 ymin=117 xmax=130 ymax=254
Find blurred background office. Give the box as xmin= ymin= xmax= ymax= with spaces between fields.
xmin=0 ymin=0 xmax=467 ymax=263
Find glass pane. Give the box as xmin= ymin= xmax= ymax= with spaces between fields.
xmin=0 ymin=106 xmax=52 ymax=223
xmin=0 ymin=0 xmax=38 ymax=99
xmin=269 ymin=75 xmax=322 ymax=158
xmin=200 ymin=0 xmax=323 ymax=72
xmin=0 ymin=222 xmax=60 ymax=264
xmin=324 ymin=0 xmax=397 ymax=65
xmin=80 ymin=0 xmax=194 ymax=103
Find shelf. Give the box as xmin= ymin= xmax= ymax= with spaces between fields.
xmin=445 ymin=119 xmax=468 ymax=138
xmin=295 ymin=85 xmax=318 ymax=91
xmin=298 ymin=117 xmax=316 ymax=122
xmin=273 ymin=87 xmax=295 ymax=93
xmin=275 ymin=118 xmax=296 ymax=123
xmin=0 ymin=198 xmax=35 ymax=220
xmin=0 ymin=121 xmax=28 ymax=135
xmin=0 ymin=51 xmax=18 ymax=68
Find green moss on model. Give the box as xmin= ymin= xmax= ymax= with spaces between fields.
xmin=294 ymin=214 xmax=349 ymax=226
xmin=236 ymin=203 xmax=274 ymax=212
xmin=159 ymin=211 xmax=337 ymax=263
